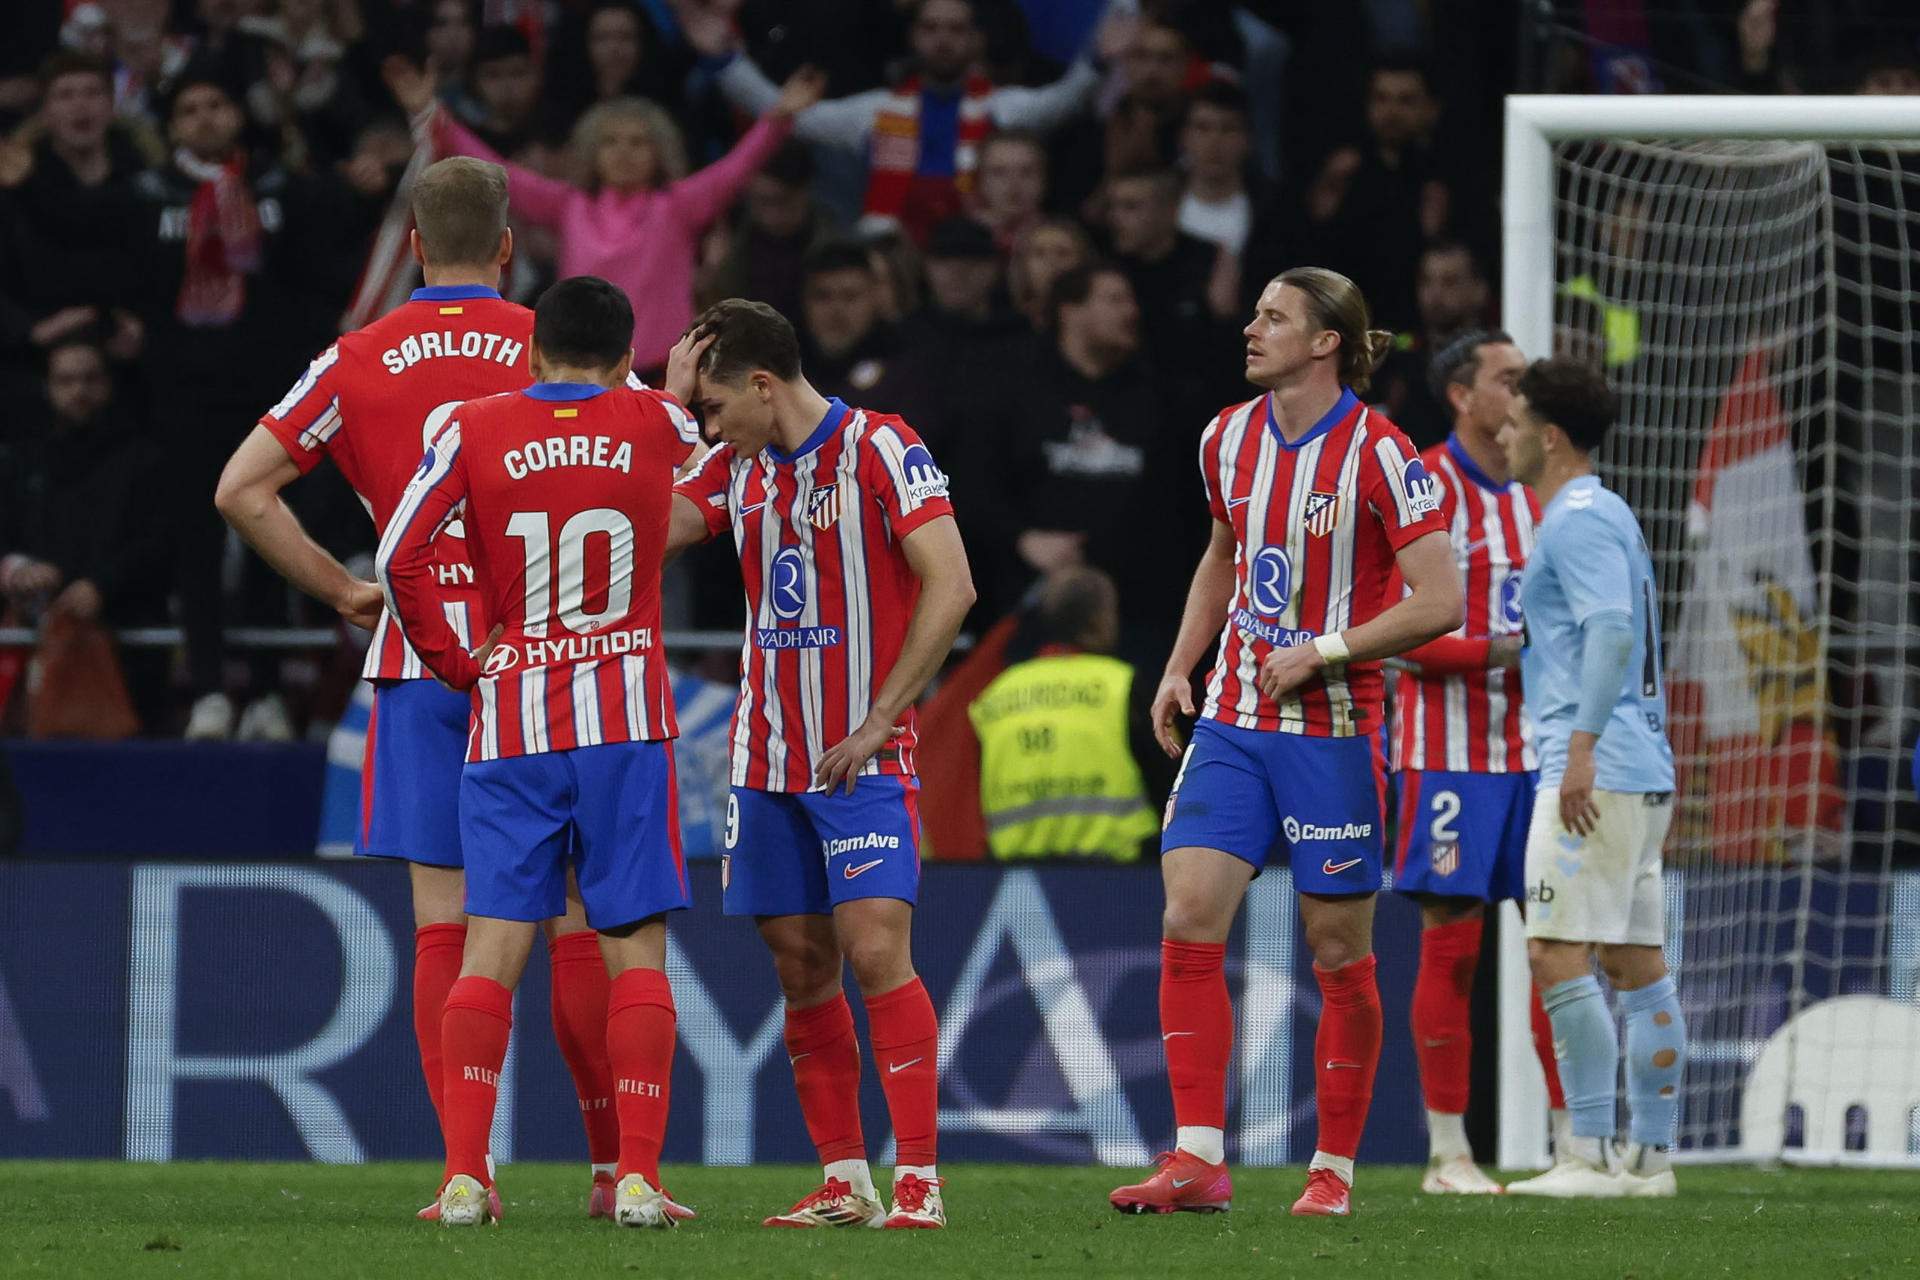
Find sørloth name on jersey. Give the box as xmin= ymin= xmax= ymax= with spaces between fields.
xmin=381 ymin=330 xmax=523 ymax=375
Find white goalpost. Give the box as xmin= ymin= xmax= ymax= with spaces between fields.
xmin=1499 ymin=96 xmax=1920 ymax=1169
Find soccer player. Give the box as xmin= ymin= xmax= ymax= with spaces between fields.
xmin=666 ymin=299 xmax=976 ymax=1229
xmin=1387 ymin=330 xmax=1572 ymax=1191
xmin=214 ymin=159 xmax=696 ymax=1218
xmin=1109 ymin=267 xmax=1464 ymax=1219
xmin=376 ymin=275 xmax=694 ymax=1227
xmin=1495 ymin=357 xmax=1684 ymax=1198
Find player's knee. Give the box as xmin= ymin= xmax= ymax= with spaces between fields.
xmin=1597 ymin=946 xmax=1665 ymax=991
xmin=767 ymin=939 xmax=842 ymax=1004
xmin=1161 ymin=890 xmax=1229 ymax=942
xmin=1305 ymin=925 xmax=1367 ymax=971
xmin=842 ymin=932 xmax=912 ymax=994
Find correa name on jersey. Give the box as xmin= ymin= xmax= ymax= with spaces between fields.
xmin=503 ymin=433 xmax=634 ymax=479
xmin=380 ymin=330 xmax=524 ymax=374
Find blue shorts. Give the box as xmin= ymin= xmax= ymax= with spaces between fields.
xmin=1161 ymin=718 xmax=1385 ymax=895
xmin=1393 ymin=769 xmax=1535 ymax=902
xmin=357 ymin=678 xmax=468 ymax=867
xmin=460 ymin=740 xmax=689 ymax=930
xmin=721 ymin=777 xmax=922 ymax=917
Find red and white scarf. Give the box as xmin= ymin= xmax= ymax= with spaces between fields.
xmin=864 ymin=74 xmax=994 ymax=227
xmin=174 ymin=149 xmax=262 ymax=327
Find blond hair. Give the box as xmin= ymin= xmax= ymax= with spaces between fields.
xmin=412 ymin=156 xmax=509 ymax=268
xmin=1274 ymin=266 xmax=1393 ymax=393
xmin=571 ymin=97 xmax=687 ymax=191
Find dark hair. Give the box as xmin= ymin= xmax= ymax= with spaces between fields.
xmin=1035 ymin=567 xmax=1118 ymax=649
xmin=693 ymin=298 xmax=802 ymax=384
xmin=1109 ymin=166 xmax=1183 ymax=202
xmin=1427 ymin=328 xmax=1514 ymax=404
xmin=1047 ymin=259 xmax=1127 ymax=329
xmin=533 ymin=276 xmax=634 ymax=371
xmin=803 ymin=239 xmax=876 ymax=283
xmin=1273 ymin=266 xmax=1393 ymax=393
xmin=762 ymin=137 xmax=814 ymax=188
xmin=1517 ymin=356 xmax=1617 ymax=452
xmin=1420 ymin=238 xmax=1483 ymax=277
xmin=981 ymin=128 xmax=1046 ymax=162
xmin=412 ymin=156 xmax=509 ymax=268
xmin=1185 ymin=78 xmax=1249 ymax=123
xmin=1369 ymin=51 xmax=1435 ymax=94
xmin=163 ymin=59 xmax=239 ymax=122
xmin=473 ymin=24 xmax=533 ymax=64
xmin=39 ymin=50 xmax=112 ymax=93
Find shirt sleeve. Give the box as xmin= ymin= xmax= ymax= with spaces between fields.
xmin=1555 ymin=506 xmax=1636 ymax=625
xmin=258 ymin=342 xmax=348 ymax=475
xmin=638 ymin=388 xmax=701 ymax=465
xmin=1198 ymin=411 xmax=1228 ymax=524
xmin=375 ymin=423 xmax=479 ymax=690
xmin=671 ymin=443 xmax=736 ymax=540
xmin=1359 ymin=425 xmax=1449 ymax=550
xmin=860 ymin=418 xmax=955 ymax=540
xmin=986 ymin=57 xmax=1100 ymax=132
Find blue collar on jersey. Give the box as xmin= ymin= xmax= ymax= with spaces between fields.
xmin=524 ymin=381 xmax=608 ymax=401
xmin=1263 ymin=386 xmax=1358 ymax=450
xmin=410 ymin=284 xmax=503 ymax=302
xmin=767 ymin=397 xmax=851 ymax=464
xmin=1445 ymin=432 xmax=1508 ymax=492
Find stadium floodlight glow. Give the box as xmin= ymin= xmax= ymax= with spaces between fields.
xmin=1500 ymin=94 xmax=1920 ymax=1171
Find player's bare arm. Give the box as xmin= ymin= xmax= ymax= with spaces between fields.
xmin=813 ymin=513 xmax=976 ymax=795
xmin=1151 ymin=519 xmax=1237 ymax=758
xmin=215 ymin=426 xmax=384 ymax=630
xmin=664 ymin=492 xmax=713 ymax=563
xmin=1258 ymin=527 xmax=1464 ymax=701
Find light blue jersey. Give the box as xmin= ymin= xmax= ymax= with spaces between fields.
xmin=1520 ymin=476 xmax=1676 ymax=792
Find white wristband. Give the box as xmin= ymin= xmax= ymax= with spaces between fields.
xmin=1313 ymin=632 xmax=1351 ymax=665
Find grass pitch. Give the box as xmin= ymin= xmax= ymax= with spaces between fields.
xmin=5 ymin=1161 xmax=1917 ymax=1279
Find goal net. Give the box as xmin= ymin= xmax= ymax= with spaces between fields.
xmin=1501 ymin=98 xmax=1920 ymax=1166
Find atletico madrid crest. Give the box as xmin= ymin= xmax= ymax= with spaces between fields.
xmin=1303 ymin=490 xmax=1340 ymax=537
xmin=1432 ymin=842 xmax=1459 ymax=877
xmin=807 ymin=484 xmax=841 ymax=530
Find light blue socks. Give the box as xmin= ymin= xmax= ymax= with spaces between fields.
xmin=1542 ymin=975 xmax=1617 ymax=1140
xmin=1620 ymin=975 xmax=1687 ymax=1147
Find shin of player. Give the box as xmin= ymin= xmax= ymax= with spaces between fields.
xmin=377 ymin=276 xmax=702 ymax=1226
xmin=664 ymin=301 xmax=974 ymax=1229
xmin=1497 ymin=359 xmax=1685 ymax=1200
xmin=1387 ymin=331 xmax=1568 ymax=1190
xmin=1111 ymin=269 xmax=1463 ymax=1220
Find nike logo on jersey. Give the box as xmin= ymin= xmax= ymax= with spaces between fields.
xmin=1324 ymin=1060 xmax=1362 ymax=1071
xmin=789 ymin=1053 xmax=811 ymax=1065
xmin=1462 ymin=538 xmax=1488 ymax=555
xmin=1423 ymin=1037 xmax=1454 ymax=1049
xmin=1162 ymin=1031 xmax=1196 ymax=1041
xmin=1226 ymin=495 xmax=1252 ymax=510
xmin=843 ymin=858 xmax=885 ymax=880
xmin=1321 ymin=857 xmax=1364 ymax=875
xmin=740 ymin=501 xmax=768 ymax=516
xmin=888 ymin=1057 xmax=923 ymax=1074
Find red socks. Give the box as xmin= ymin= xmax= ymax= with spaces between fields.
xmin=1313 ymin=954 xmax=1382 ymax=1159
xmin=441 ymin=975 xmax=512 ymax=1183
xmin=547 ymin=929 xmax=619 ymax=1165
xmin=412 ymin=924 xmax=466 ymax=1124
xmin=1160 ymin=940 xmax=1231 ymax=1129
xmin=783 ymin=993 xmax=867 ymax=1164
xmin=1531 ymin=984 xmax=1568 ymax=1109
xmin=607 ymin=967 xmax=676 ymax=1186
xmin=865 ymin=977 xmax=940 ymax=1167
xmin=1411 ymin=918 xmax=1480 ymax=1115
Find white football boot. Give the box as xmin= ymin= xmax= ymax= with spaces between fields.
xmin=1616 ymin=1142 xmax=1678 ymax=1198
xmin=1506 ymin=1137 xmax=1625 ymax=1198
xmin=613 ymin=1174 xmax=674 ymax=1228
xmin=436 ymin=1173 xmax=496 ymax=1226
xmin=1421 ymin=1155 xmax=1506 ymax=1195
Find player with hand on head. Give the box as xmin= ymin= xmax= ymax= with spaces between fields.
xmin=376 ymin=275 xmax=699 ymax=1228
xmin=1386 ymin=330 xmax=1572 ymax=1192
xmin=216 ymin=159 xmax=700 ymax=1221
xmin=664 ymin=299 xmax=976 ymax=1229
xmin=1109 ymin=267 xmax=1463 ymax=1219
xmin=1495 ymin=357 xmax=1684 ymax=1199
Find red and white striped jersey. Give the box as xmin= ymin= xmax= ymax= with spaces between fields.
xmin=259 ymin=285 xmax=532 ymax=682
xmin=1390 ymin=435 xmax=1540 ymax=773
xmin=1199 ymin=387 xmax=1447 ymax=737
xmin=376 ymin=382 xmax=699 ymax=762
xmin=674 ymin=399 xmax=955 ymax=792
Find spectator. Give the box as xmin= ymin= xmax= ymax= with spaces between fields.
xmin=964 ymin=261 xmax=1197 ymax=652
xmin=390 ymin=56 xmax=824 ymax=371
xmin=136 ymin=66 xmax=364 ymax=740
xmin=240 ymin=0 xmax=371 ymax=166
xmin=0 ymin=53 xmax=150 ymax=405
xmin=798 ymin=238 xmax=940 ymax=420
xmin=686 ymin=0 xmax=1109 ymax=244
xmin=968 ymin=566 xmax=1164 ymax=862
xmin=1370 ymin=240 xmax=1492 ymax=450
xmin=1104 ymin=166 xmax=1237 ymax=413
xmin=174 ymin=0 xmax=276 ymax=128
xmin=1299 ymin=55 xmax=1449 ymax=332
xmin=697 ymin=139 xmax=832 ymax=322
xmin=454 ymin=25 xmax=554 ymax=157
xmin=1176 ymin=79 xmax=1255 ymax=256
xmin=971 ymin=128 xmax=1049 ymax=251
xmin=0 ymin=340 xmax=168 ymax=729
xmin=1052 ymin=11 xmax=1198 ymax=216
xmin=419 ymin=0 xmax=485 ymax=121
xmin=552 ymin=1 xmax=696 ymax=120
xmin=1009 ymin=215 xmax=1093 ymax=331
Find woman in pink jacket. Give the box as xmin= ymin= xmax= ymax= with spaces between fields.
xmin=387 ymin=59 xmax=823 ymax=370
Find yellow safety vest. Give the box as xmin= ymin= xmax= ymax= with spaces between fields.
xmin=968 ymin=653 xmax=1157 ymax=862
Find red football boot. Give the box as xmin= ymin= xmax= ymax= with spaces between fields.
xmin=1290 ymin=1167 xmax=1352 ymax=1216
xmin=1109 ymin=1150 xmax=1233 ymax=1214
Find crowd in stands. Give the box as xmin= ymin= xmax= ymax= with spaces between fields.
xmin=1 ymin=0 xmax=1915 ymax=744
